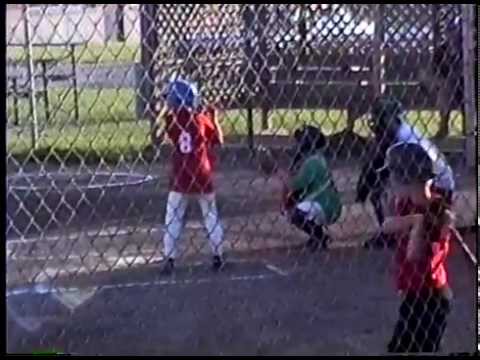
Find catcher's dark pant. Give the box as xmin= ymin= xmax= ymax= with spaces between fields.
xmin=370 ymin=188 xmax=385 ymax=225
xmin=388 ymin=287 xmax=451 ymax=353
xmin=290 ymin=208 xmax=325 ymax=241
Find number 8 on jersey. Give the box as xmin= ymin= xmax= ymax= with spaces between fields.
xmin=179 ymin=130 xmax=192 ymax=154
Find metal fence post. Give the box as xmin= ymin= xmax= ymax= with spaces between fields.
xmin=461 ymin=4 xmax=476 ymax=168
xmin=23 ymin=4 xmax=39 ymax=150
xmin=5 ymin=5 xmax=477 ymax=354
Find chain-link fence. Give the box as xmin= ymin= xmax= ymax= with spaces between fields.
xmin=6 ymin=4 xmax=477 ymax=355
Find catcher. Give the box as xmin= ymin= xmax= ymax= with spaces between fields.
xmin=280 ymin=125 xmax=342 ymax=251
xmin=155 ymin=78 xmax=225 ymax=275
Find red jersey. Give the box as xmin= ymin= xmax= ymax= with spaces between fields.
xmin=165 ymin=107 xmax=221 ymax=194
xmin=393 ymin=196 xmax=451 ymax=293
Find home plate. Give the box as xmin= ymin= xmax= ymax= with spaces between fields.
xmin=7 ymin=306 xmax=43 ymax=333
xmin=52 ymin=286 xmax=98 ymax=312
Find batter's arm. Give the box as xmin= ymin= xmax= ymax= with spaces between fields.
xmin=205 ymin=106 xmax=224 ymax=146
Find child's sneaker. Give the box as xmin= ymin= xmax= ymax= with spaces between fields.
xmin=306 ymin=237 xmax=320 ymax=252
xmin=306 ymin=234 xmax=331 ymax=252
xmin=161 ymin=258 xmax=175 ymax=275
xmin=320 ymin=234 xmax=332 ymax=250
xmin=212 ymin=255 xmax=224 ymax=272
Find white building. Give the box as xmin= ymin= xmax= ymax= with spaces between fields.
xmin=6 ymin=4 xmax=141 ymax=45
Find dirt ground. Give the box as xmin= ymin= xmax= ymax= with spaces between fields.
xmin=6 ymin=162 xmax=476 ymax=287
xmin=6 ymin=232 xmax=476 ymax=356
xmin=6 ymin=154 xmax=477 ymax=355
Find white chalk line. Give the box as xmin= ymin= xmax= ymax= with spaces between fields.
xmin=8 ymin=254 xmax=256 ymax=265
xmin=7 ymin=171 xmax=156 ymax=192
xmin=7 ymin=272 xmax=279 ymax=333
xmin=6 ymin=273 xmax=278 ymax=298
xmin=264 ymin=263 xmax=289 ymax=277
xmin=6 ymin=229 xmax=363 ymax=250
xmin=7 ymin=252 xmax=165 ymax=263
xmin=7 ymin=305 xmax=43 ymax=333
xmin=6 ymin=225 xmax=162 ymax=244
xmin=7 ymin=250 xmax=283 ymax=289
xmin=7 ymin=257 xmax=288 ymax=299
xmin=6 ymin=220 xmax=213 ymax=244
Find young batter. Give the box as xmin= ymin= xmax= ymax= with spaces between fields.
xmin=159 ymin=79 xmax=224 ymax=274
xmin=379 ymin=142 xmax=457 ymax=353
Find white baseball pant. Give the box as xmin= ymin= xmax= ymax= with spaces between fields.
xmin=163 ymin=191 xmax=224 ymax=259
xmin=295 ymin=200 xmax=327 ymax=225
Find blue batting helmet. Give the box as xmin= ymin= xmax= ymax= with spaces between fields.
xmin=164 ymin=78 xmax=200 ymax=110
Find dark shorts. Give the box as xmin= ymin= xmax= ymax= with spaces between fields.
xmin=388 ymin=287 xmax=452 ymax=353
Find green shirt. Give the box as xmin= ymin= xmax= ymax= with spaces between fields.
xmin=290 ymin=153 xmax=342 ymax=224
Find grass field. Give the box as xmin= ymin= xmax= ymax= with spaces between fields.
xmin=7 ymin=42 xmax=140 ymax=65
xmin=7 ymin=87 xmax=465 ymax=164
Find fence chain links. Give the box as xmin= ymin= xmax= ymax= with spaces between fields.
xmin=6 ymin=4 xmax=476 ymax=355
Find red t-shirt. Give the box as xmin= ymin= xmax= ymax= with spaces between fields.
xmin=393 ymin=196 xmax=451 ymax=292
xmin=165 ymin=107 xmax=221 ymax=194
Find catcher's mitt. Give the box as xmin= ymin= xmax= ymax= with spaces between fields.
xmin=256 ymin=146 xmax=278 ymax=176
xmin=282 ymin=187 xmax=296 ymax=210
xmin=282 ymin=187 xmax=303 ymax=211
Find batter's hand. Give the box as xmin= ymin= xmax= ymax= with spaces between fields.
xmin=150 ymin=107 xmax=170 ymax=145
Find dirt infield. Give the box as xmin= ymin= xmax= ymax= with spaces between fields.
xmin=6 ymin=232 xmax=476 ymax=355
xmin=6 ymin=153 xmax=477 ymax=355
xmin=6 ymin=161 xmax=476 ymax=288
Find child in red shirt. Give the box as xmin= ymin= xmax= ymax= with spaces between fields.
xmin=378 ymin=142 xmax=458 ymax=353
xmin=156 ymin=79 xmax=225 ymax=274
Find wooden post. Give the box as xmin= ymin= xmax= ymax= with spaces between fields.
xmin=461 ymin=5 xmax=476 ymax=168
xmin=372 ymin=4 xmax=385 ymax=97
xmin=70 ymin=44 xmax=80 ymax=124
xmin=138 ymin=4 xmax=159 ymax=126
xmin=261 ymin=108 xmax=269 ymax=132
xmin=116 ymin=4 xmax=126 ymax=42
xmin=40 ymin=61 xmax=50 ymax=123
xmin=247 ymin=108 xmax=255 ymax=151
xmin=346 ymin=109 xmax=356 ymax=133
xmin=257 ymin=5 xmax=271 ymax=131
xmin=12 ymin=77 xmax=20 ymax=126
xmin=430 ymin=5 xmax=450 ymax=138
xmin=299 ymin=4 xmax=308 ymax=62
xmin=242 ymin=5 xmax=256 ymax=149
xmin=432 ymin=5 xmax=440 ymax=54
